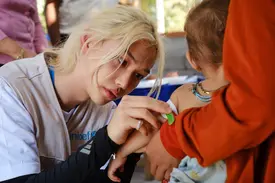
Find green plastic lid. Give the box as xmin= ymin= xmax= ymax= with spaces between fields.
xmin=162 ymin=113 xmax=175 ymax=125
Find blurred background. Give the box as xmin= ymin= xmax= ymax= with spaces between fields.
xmin=38 ymin=0 xmax=201 ymax=33
xmin=38 ymin=0 xmax=202 ymax=77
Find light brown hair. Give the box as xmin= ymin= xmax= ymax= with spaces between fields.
xmin=184 ymin=0 xmax=230 ymax=66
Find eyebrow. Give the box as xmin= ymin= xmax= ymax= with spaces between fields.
xmin=127 ymin=51 xmax=150 ymax=74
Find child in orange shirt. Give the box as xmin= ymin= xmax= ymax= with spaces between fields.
xmin=108 ymin=0 xmax=230 ymax=182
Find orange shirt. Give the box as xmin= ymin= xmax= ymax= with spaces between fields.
xmin=160 ymin=1 xmax=275 ymax=182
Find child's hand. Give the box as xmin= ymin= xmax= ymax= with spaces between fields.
xmin=108 ymin=155 xmax=127 ymax=182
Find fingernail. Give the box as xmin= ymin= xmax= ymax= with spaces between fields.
xmin=157 ymin=115 xmax=166 ymax=123
xmin=160 ymin=116 xmax=167 ymax=123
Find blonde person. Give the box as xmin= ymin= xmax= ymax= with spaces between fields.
xmin=0 ymin=5 xmax=171 ymax=183
xmin=108 ymin=1 xmax=230 ymax=182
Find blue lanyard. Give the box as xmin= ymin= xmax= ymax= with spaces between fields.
xmin=49 ymin=66 xmax=79 ymax=113
xmin=192 ymin=83 xmax=211 ymax=103
xmin=49 ymin=66 xmax=55 ymax=86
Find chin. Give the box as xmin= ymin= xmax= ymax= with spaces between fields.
xmin=87 ymin=86 xmax=108 ymax=105
xmin=90 ymin=94 xmax=111 ymax=105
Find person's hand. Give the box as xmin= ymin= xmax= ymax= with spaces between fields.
xmin=0 ymin=37 xmax=22 ymax=58
xmin=108 ymin=154 xmax=127 ymax=182
xmin=146 ymin=131 xmax=180 ymax=181
xmin=107 ymin=95 xmax=171 ymax=145
xmin=23 ymin=49 xmax=36 ymax=58
xmin=0 ymin=37 xmax=36 ymax=59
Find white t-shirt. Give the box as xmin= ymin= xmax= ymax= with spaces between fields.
xmin=59 ymin=0 xmax=119 ymax=34
xmin=0 ymin=77 xmax=116 ymax=181
xmin=0 ymin=78 xmax=40 ymax=181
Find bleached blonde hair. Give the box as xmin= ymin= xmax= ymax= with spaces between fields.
xmin=49 ymin=5 xmax=165 ymax=98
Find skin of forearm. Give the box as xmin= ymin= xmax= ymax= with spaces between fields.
xmin=0 ymin=37 xmax=22 ymax=58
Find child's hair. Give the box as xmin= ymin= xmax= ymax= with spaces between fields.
xmin=49 ymin=5 xmax=164 ymax=98
xmin=184 ymin=0 xmax=230 ymax=66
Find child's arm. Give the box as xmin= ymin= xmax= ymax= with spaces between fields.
xmin=116 ymin=83 xmax=197 ymax=159
xmin=108 ymin=84 xmax=197 ymax=182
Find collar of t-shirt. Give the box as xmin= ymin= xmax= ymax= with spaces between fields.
xmin=49 ymin=66 xmax=76 ymax=123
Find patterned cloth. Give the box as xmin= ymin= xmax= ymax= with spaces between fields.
xmin=169 ymin=157 xmax=226 ymax=183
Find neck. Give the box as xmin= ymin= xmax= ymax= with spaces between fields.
xmin=54 ymin=71 xmax=89 ymax=111
xmin=201 ymin=70 xmax=229 ymax=92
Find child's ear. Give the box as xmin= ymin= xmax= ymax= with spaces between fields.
xmin=186 ymin=51 xmax=201 ymax=72
xmin=80 ymin=35 xmax=90 ymax=54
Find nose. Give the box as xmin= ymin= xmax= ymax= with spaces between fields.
xmin=115 ymin=71 xmax=132 ymax=90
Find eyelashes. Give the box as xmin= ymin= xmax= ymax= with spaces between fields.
xmin=117 ymin=57 xmax=145 ymax=80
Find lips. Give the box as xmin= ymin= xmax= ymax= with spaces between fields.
xmin=102 ymin=87 xmax=118 ymax=100
xmin=109 ymin=88 xmax=119 ymax=97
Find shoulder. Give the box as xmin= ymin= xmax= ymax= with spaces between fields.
xmin=0 ymin=54 xmax=51 ymax=99
xmin=173 ymin=83 xmax=194 ymax=98
xmin=170 ymin=83 xmax=208 ymax=113
xmin=0 ymin=53 xmax=47 ymax=80
xmin=0 ymin=77 xmax=33 ymax=129
xmin=0 ymin=77 xmax=18 ymax=100
xmin=170 ymin=83 xmax=194 ymax=109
